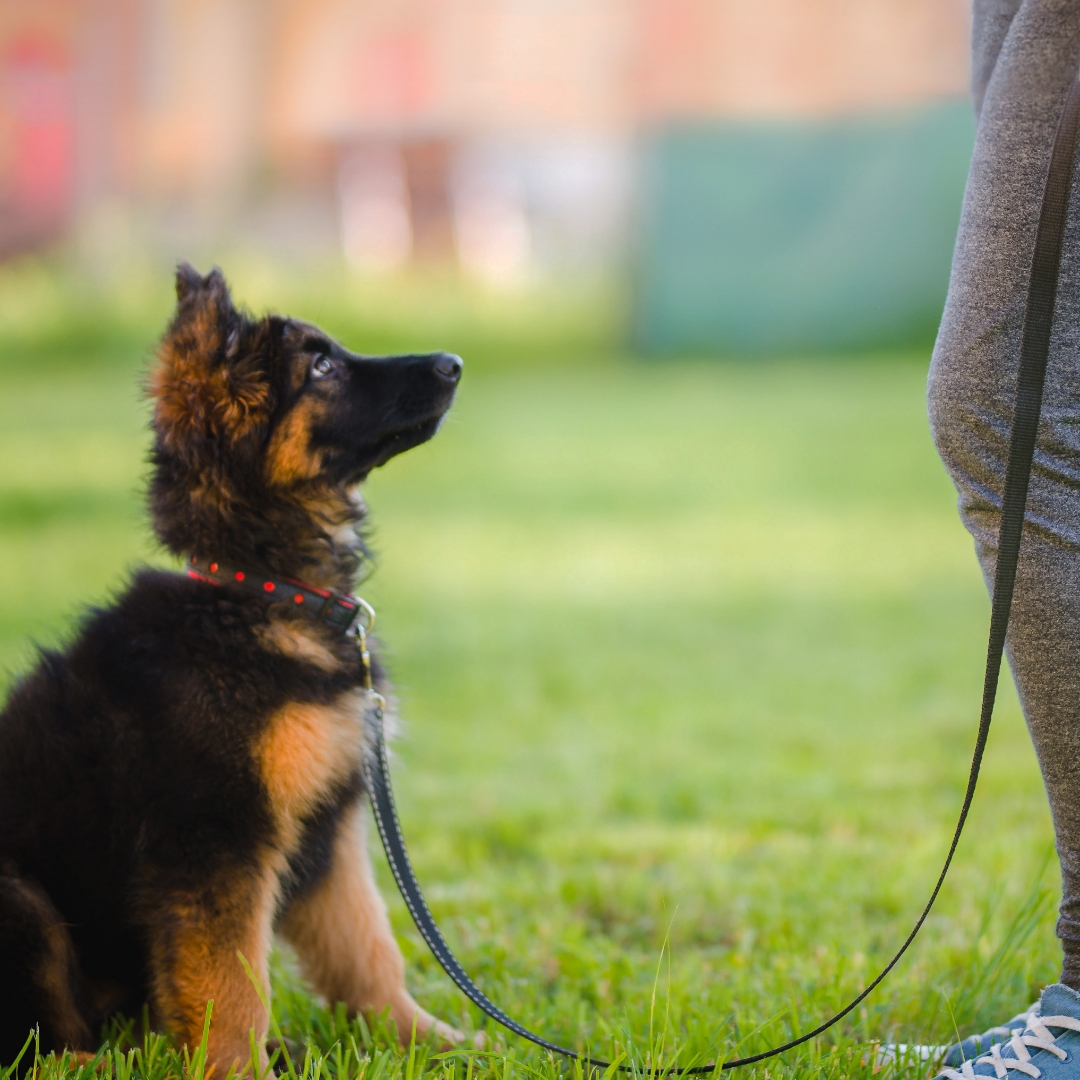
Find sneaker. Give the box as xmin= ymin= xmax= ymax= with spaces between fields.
xmin=941 ymin=1001 xmax=1040 ymax=1068
xmin=934 ymin=984 xmax=1080 ymax=1079
xmin=875 ymin=1002 xmax=1038 ymax=1070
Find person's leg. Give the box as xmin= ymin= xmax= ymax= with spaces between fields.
xmin=971 ymin=0 xmax=1023 ymax=118
xmin=928 ymin=0 xmax=1080 ymax=988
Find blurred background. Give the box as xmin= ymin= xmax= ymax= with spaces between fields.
xmin=0 ymin=0 xmax=972 ymax=354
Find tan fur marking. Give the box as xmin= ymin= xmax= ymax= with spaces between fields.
xmin=150 ymin=305 xmax=269 ymax=449
xmin=256 ymin=691 xmax=368 ymax=851
xmin=266 ymin=398 xmax=323 ymax=484
xmin=215 ymin=370 xmax=269 ymax=440
xmin=254 ymin=619 xmax=341 ymax=672
xmin=149 ymin=861 xmax=281 ymax=1076
xmin=279 ymin=804 xmax=461 ymax=1046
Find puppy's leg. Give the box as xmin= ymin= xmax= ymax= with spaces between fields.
xmin=0 ymin=872 xmax=92 ymax=1063
xmin=279 ymin=803 xmax=464 ymax=1048
xmin=146 ymin=860 xmax=279 ymax=1076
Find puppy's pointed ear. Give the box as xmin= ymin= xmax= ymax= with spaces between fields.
xmin=173 ymin=263 xmax=234 ymax=324
xmin=152 ymin=266 xmax=271 ymax=458
xmin=175 ymin=261 xmax=202 ymax=302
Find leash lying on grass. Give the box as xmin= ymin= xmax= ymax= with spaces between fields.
xmin=359 ymin=71 xmax=1080 ymax=1073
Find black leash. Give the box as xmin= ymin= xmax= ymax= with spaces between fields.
xmin=362 ymin=72 xmax=1080 ymax=1073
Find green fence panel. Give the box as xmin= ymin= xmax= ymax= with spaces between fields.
xmin=633 ymin=99 xmax=975 ymax=355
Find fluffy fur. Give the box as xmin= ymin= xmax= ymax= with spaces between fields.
xmin=0 ymin=265 xmax=464 ymax=1073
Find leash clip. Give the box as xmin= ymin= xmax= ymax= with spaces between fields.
xmin=348 ymin=595 xmax=376 ymax=637
xmin=351 ymin=597 xmax=377 ymax=690
xmin=367 ymin=690 xmax=385 ymax=720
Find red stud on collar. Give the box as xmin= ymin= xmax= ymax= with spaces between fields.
xmin=187 ymin=556 xmax=367 ymax=635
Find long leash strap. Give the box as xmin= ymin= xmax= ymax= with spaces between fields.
xmin=364 ymin=71 xmax=1080 ymax=1072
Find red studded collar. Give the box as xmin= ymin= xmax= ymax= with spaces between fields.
xmin=185 ymin=555 xmax=370 ymax=634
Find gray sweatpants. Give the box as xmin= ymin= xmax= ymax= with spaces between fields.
xmin=929 ymin=0 xmax=1080 ymax=985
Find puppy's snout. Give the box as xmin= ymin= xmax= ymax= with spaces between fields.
xmin=433 ymin=352 xmax=462 ymax=384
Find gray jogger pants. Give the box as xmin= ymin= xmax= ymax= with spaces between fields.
xmin=929 ymin=0 xmax=1080 ymax=984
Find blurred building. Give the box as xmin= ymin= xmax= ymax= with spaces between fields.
xmin=0 ymin=0 xmax=971 ymax=348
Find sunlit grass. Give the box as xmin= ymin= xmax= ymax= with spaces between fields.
xmin=0 ymin=342 xmax=1060 ymax=1079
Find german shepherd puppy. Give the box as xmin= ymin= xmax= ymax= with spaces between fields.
xmin=0 ymin=265 xmax=465 ymax=1072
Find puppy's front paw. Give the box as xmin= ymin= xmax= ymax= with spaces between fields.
xmin=70 ymin=1051 xmax=105 ymax=1070
xmin=391 ymin=992 xmax=475 ymax=1052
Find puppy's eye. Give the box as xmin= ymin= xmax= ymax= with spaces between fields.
xmin=312 ymin=355 xmax=334 ymax=378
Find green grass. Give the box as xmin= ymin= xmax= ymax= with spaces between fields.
xmin=0 ymin=319 xmax=1061 ymax=1079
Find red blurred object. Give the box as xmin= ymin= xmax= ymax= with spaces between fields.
xmin=0 ymin=33 xmax=75 ymax=255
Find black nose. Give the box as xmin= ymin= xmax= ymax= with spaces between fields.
xmin=433 ymin=352 xmax=462 ymax=383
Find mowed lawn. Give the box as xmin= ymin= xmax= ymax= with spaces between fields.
xmin=0 ymin=346 xmax=1060 ymax=1079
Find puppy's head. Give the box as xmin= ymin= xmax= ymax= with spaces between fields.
xmin=149 ymin=264 xmax=461 ymax=574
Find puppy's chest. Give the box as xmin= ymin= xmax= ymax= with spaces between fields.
xmin=254 ymin=687 xmax=371 ymax=853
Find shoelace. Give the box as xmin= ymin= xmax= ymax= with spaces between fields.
xmin=942 ymin=1015 xmax=1080 ymax=1079
xmin=962 ymin=1019 xmax=1039 ymax=1058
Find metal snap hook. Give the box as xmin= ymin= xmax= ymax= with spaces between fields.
xmin=353 ymin=596 xmax=376 ymax=637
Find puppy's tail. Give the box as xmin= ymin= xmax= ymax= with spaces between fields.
xmin=0 ymin=870 xmax=92 ymax=1068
